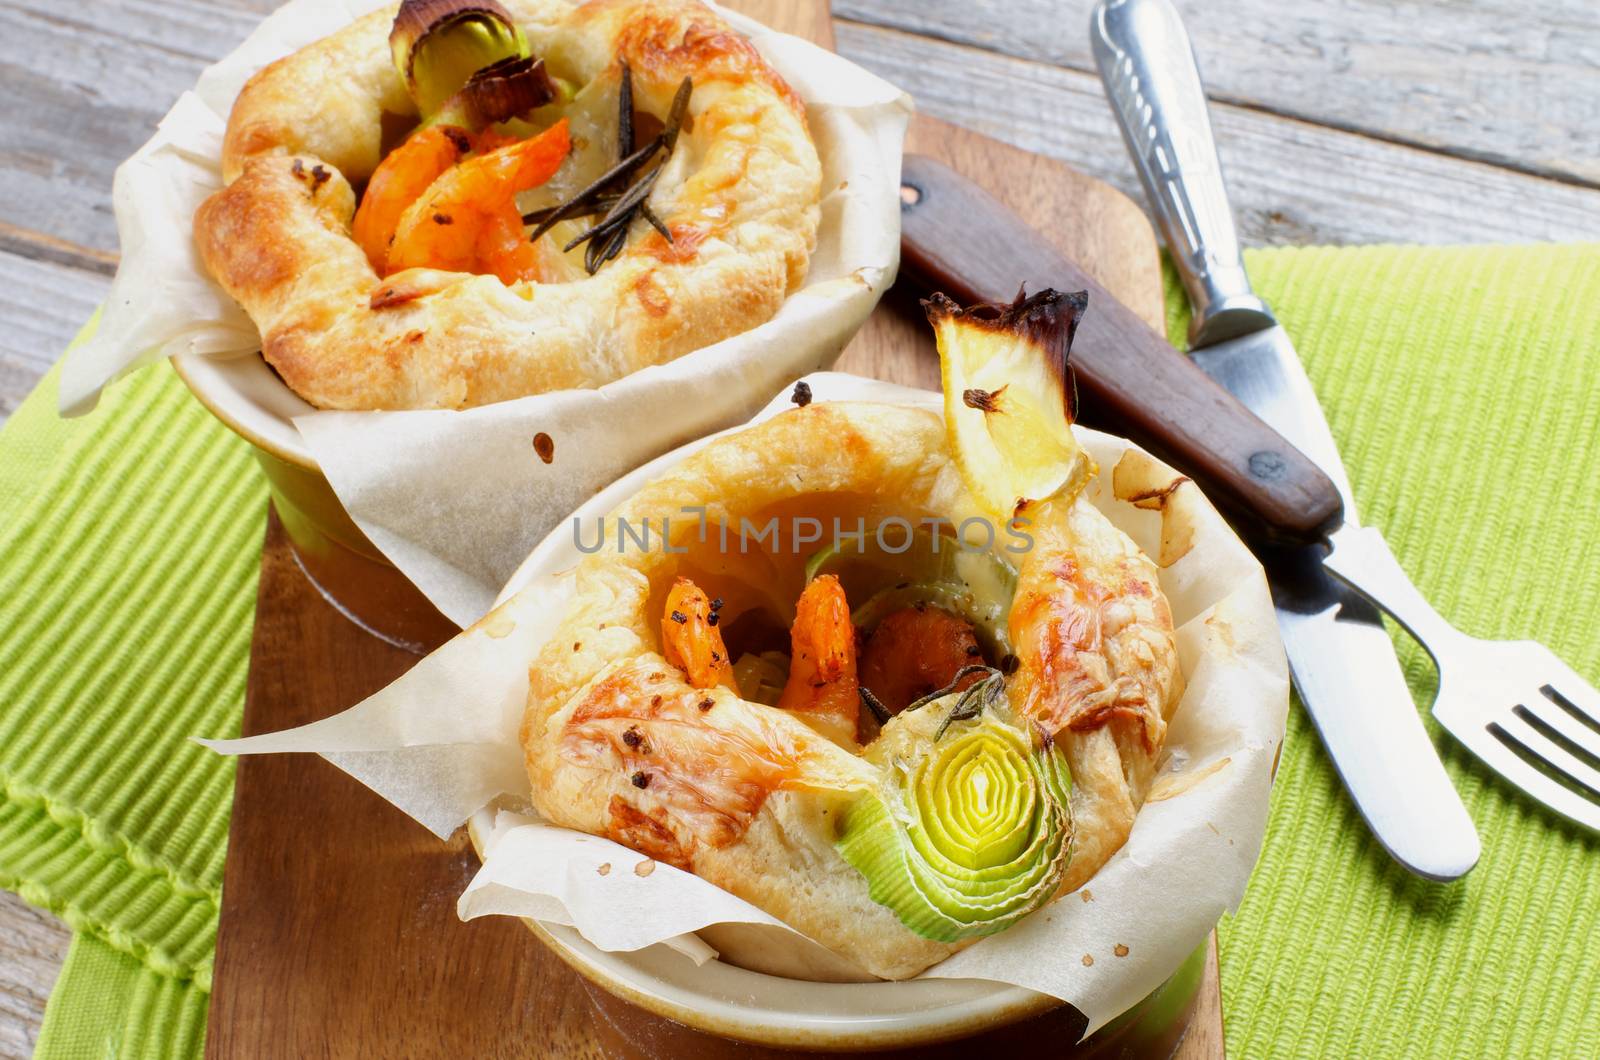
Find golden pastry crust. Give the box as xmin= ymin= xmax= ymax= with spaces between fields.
xmin=195 ymin=0 xmax=821 ymax=410
xmin=520 ymin=403 xmax=1183 ymax=979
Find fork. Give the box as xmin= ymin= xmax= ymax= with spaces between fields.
xmin=1325 ymin=525 xmax=1600 ymax=830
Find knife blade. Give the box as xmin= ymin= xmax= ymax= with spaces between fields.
xmin=1090 ymin=0 xmax=1478 ymax=878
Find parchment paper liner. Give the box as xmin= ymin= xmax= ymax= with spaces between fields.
xmin=202 ymin=372 xmax=1288 ymax=1035
xmin=60 ymin=0 xmax=912 ymax=627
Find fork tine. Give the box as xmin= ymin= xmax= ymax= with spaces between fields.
xmin=1436 ymin=710 xmax=1600 ymax=832
xmin=1518 ymin=695 xmax=1600 ymax=765
xmin=1493 ymin=712 xmax=1600 ymax=800
xmin=1541 ymin=671 xmax=1600 ymax=729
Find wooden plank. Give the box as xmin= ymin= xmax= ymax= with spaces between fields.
xmin=207 ymin=513 xmax=605 ymax=1059
xmin=0 ymin=0 xmax=270 ymax=254
xmin=1184 ymin=934 xmax=1224 ymax=1060
xmin=0 ymin=241 xmax=109 ymax=420
xmin=835 ymin=0 xmax=1600 ymax=188
xmin=0 ymin=891 xmax=70 ymax=1060
xmin=833 ymin=20 xmax=1600 ymax=246
xmin=5 ymin=1 xmax=1600 ymax=255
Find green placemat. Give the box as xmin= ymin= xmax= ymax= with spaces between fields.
xmin=0 ymin=352 xmax=264 ymax=1058
xmin=2 ymin=244 xmax=1597 ymax=1058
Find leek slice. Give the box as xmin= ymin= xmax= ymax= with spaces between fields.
xmin=429 ymin=56 xmax=557 ymax=131
xmin=731 ymin=651 xmax=789 ymax=707
xmin=837 ymin=676 xmax=1072 ymax=941
xmin=804 ymin=531 xmax=1017 ymax=657
xmin=390 ymin=0 xmax=532 ymax=119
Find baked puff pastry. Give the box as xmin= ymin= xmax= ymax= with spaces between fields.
xmin=195 ymin=0 xmax=821 ymax=410
xmin=521 ymin=293 xmax=1185 ymax=979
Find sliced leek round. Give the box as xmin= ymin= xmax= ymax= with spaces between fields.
xmin=803 ymin=531 xmax=1017 ymax=656
xmin=836 ymin=681 xmax=1072 ymax=941
xmin=390 ymin=0 xmax=532 ymax=119
xmin=927 ymin=289 xmax=1093 ymax=520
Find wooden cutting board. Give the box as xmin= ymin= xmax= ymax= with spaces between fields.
xmin=204 ymin=1 xmax=1221 ymax=1056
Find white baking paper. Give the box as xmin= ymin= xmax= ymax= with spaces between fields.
xmin=60 ymin=0 xmax=912 ymax=627
xmin=201 ymin=373 xmax=1289 ymax=1036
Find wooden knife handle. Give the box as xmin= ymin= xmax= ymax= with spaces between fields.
xmin=898 ymin=154 xmax=1342 ymax=546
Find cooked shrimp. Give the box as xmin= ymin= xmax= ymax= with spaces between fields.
xmin=561 ymin=662 xmax=800 ymax=865
xmin=776 ymin=575 xmax=861 ymax=747
xmin=386 ymin=118 xmax=571 ymax=284
xmin=1007 ymin=497 xmax=1179 ymax=753
xmin=858 ymin=604 xmax=984 ymax=715
xmin=661 ymin=577 xmax=738 ymax=691
xmin=350 ymin=125 xmax=470 ymax=273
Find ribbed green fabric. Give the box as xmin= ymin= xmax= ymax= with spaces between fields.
xmin=1191 ymin=245 xmax=1600 ymax=1059
xmin=0 ymin=341 xmax=264 ymax=1059
xmin=36 ymin=932 xmax=209 ymax=1060
xmin=2 ymin=244 xmax=1597 ymax=1057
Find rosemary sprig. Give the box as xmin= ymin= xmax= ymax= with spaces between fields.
xmin=562 ymin=164 xmax=664 ymax=253
xmin=524 ymin=72 xmax=692 ymax=273
xmin=519 ymin=199 xmax=613 ymax=226
xmin=616 ymin=61 xmax=634 ymax=161
xmin=663 ymin=75 xmax=692 ymax=151
xmin=639 ymin=203 xmax=672 ymax=240
xmin=859 ymin=686 xmax=892 ymax=726
xmin=934 ymin=669 xmax=1007 ymax=741
xmin=904 ymin=665 xmax=998 ymax=715
xmin=522 ymin=135 xmax=661 ymax=240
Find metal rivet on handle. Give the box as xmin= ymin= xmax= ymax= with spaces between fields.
xmin=1248 ymin=450 xmax=1287 ymax=480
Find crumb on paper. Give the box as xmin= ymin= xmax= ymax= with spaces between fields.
xmin=1207 ymin=821 xmax=1221 ymax=836
xmin=1082 ymin=954 xmax=1094 ymax=967
xmin=1080 ymin=889 xmax=1094 ymax=903
xmin=597 ymin=862 xmax=611 ymax=876
xmin=533 ymin=432 xmax=555 ymax=464
xmin=1114 ymin=943 xmax=1129 ymax=958
xmin=791 ymin=381 xmax=812 ymax=407
xmin=635 ymin=859 xmax=656 ymax=877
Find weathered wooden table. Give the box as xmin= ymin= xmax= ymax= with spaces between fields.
xmin=1 ymin=0 xmax=1597 ymax=1052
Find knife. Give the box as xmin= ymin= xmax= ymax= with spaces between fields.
xmin=898 ymin=158 xmax=1341 ymax=549
xmin=1086 ymin=0 xmax=1479 ymax=877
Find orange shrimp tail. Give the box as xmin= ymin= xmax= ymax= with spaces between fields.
xmin=351 ymin=125 xmax=469 ymax=273
xmin=776 ymin=576 xmax=861 ymax=744
xmin=661 ymin=577 xmax=738 ymax=692
xmin=384 ymin=118 xmax=573 ymax=283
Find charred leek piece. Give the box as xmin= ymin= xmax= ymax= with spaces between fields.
xmin=428 ymin=55 xmax=556 ymax=131
xmin=391 ymin=0 xmax=531 ymax=118
xmin=837 ymin=674 xmax=1072 ymax=942
xmin=927 ymin=288 xmax=1093 ymax=520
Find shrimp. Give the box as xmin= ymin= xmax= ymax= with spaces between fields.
xmin=1006 ymin=498 xmax=1179 ymax=754
xmin=661 ymin=577 xmax=738 ymax=691
xmin=858 ymin=604 xmax=984 ymax=715
xmin=386 ymin=118 xmax=571 ymax=284
xmin=562 ymin=662 xmax=801 ymax=866
xmin=350 ymin=125 xmax=471 ymax=273
xmin=776 ymin=575 xmax=861 ymax=747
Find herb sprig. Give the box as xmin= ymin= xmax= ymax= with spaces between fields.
xmin=521 ymin=66 xmax=691 ymax=274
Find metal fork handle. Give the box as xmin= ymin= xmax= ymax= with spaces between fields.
xmin=1090 ymin=0 xmax=1274 ymax=348
xmin=1325 ymin=527 xmax=1470 ymax=657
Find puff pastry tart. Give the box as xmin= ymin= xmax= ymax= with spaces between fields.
xmin=195 ymin=0 xmax=821 ymax=410
xmin=521 ymin=292 xmax=1185 ymax=979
